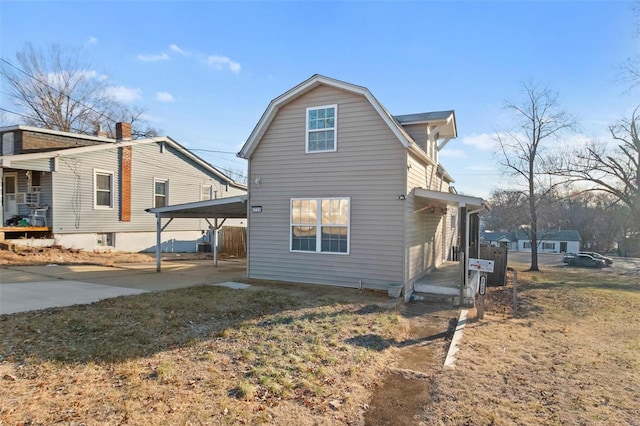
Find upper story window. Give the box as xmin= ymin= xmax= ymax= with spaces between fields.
xmin=94 ymin=170 xmax=114 ymax=209
xmin=201 ymin=184 xmax=213 ymax=201
xmin=2 ymin=132 xmax=15 ymax=155
xmin=154 ymin=179 xmax=168 ymax=208
xmin=306 ymin=105 xmax=337 ymax=153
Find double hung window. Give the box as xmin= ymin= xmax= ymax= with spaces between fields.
xmin=154 ymin=179 xmax=168 ymax=208
xmin=94 ymin=170 xmax=114 ymax=209
xmin=306 ymin=105 xmax=337 ymax=153
xmin=291 ymin=198 xmax=350 ymax=254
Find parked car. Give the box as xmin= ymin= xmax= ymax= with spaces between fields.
xmin=578 ymin=251 xmax=613 ymax=265
xmin=562 ymin=253 xmax=576 ymax=263
xmin=566 ymin=253 xmax=606 ymax=268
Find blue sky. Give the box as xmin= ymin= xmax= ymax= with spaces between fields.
xmin=1 ymin=1 xmax=638 ymax=198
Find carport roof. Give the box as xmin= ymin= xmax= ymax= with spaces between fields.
xmin=146 ymin=195 xmax=248 ymax=219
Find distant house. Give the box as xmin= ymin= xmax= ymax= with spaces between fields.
xmin=481 ymin=229 xmax=581 ymax=253
xmin=0 ymin=123 xmax=246 ymax=252
xmin=238 ymin=74 xmax=490 ymax=302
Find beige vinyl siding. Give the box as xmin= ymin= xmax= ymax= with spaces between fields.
xmin=402 ymin=124 xmax=428 ymax=152
xmin=51 ymin=142 xmax=244 ymax=234
xmin=248 ymin=85 xmax=406 ymax=289
xmin=404 ymin=151 xmax=452 ymax=283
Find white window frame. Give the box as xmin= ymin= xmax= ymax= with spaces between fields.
xmin=153 ymin=178 xmax=168 ymax=208
xmin=305 ymin=104 xmax=337 ymax=153
xmin=542 ymin=242 xmax=555 ymax=250
xmin=200 ymin=184 xmax=213 ymax=201
xmin=94 ymin=169 xmax=114 ymax=209
xmin=290 ymin=197 xmax=350 ymax=255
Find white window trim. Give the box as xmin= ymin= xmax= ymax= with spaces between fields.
xmin=153 ymin=178 xmax=169 ymax=208
xmin=200 ymin=184 xmax=213 ymax=201
xmin=305 ymin=104 xmax=338 ymax=154
xmin=290 ymin=197 xmax=350 ymax=255
xmin=94 ymin=169 xmax=114 ymax=209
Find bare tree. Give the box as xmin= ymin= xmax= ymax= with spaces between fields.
xmin=497 ymin=82 xmax=574 ymax=271
xmin=553 ymin=106 xmax=640 ymax=254
xmin=1 ymin=43 xmax=158 ymax=138
xmin=484 ymin=190 xmax=529 ymax=231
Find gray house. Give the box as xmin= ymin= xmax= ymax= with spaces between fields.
xmin=0 ymin=123 xmax=246 ymax=252
xmin=238 ymin=75 xmax=490 ymax=301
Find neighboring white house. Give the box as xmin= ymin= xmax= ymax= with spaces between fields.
xmin=0 ymin=123 xmax=246 ymax=252
xmin=481 ymin=230 xmax=582 ymax=253
xmin=238 ymin=74 xmax=490 ymax=301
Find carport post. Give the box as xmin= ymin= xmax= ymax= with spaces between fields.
xmin=155 ymin=215 xmax=174 ymax=272
xmin=156 ymin=214 xmax=162 ymax=272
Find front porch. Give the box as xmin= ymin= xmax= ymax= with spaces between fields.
xmin=413 ymin=261 xmax=460 ymax=300
xmin=0 ymin=226 xmax=53 ymax=248
xmin=412 ymin=261 xmax=481 ymax=307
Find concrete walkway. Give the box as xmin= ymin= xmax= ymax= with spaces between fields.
xmin=0 ymin=259 xmax=247 ymax=315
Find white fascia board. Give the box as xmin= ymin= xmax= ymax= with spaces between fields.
xmin=414 ymin=188 xmax=489 ymax=211
xmin=146 ymin=194 xmax=248 ymax=215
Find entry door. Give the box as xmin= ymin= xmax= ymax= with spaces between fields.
xmin=560 ymin=242 xmax=567 ymax=253
xmin=3 ymin=172 xmax=18 ymax=218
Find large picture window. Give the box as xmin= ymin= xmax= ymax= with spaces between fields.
xmin=291 ymin=198 xmax=350 ymax=254
xmin=94 ymin=170 xmax=113 ymax=209
xmin=306 ymin=105 xmax=337 ymax=153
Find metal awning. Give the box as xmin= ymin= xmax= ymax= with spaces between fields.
xmin=414 ymin=188 xmax=490 ymax=211
xmin=145 ymin=195 xmax=248 ymax=271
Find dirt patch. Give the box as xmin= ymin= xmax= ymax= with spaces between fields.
xmin=364 ymin=302 xmax=459 ymax=425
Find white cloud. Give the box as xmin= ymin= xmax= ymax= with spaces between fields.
xmin=155 ymin=91 xmax=174 ymax=102
xmin=87 ymin=37 xmax=98 ymax=45
xmin=137 ymin=52 xmax=170 ymax=62
xmin=461 ymin=133 xmax=499 ymax=151
xmin=170 ymin=44 xmax=186 ymax=55
xmin=439 ymin=148 xmax=466 ymax=159
xmin=207 ymin=55 xmax=241 ymax=73
xmin=106 ymin=86 xmax=142 ymax=103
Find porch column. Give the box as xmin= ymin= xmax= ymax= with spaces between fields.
xmin=459 ymin=204 xmax=467 ymax=304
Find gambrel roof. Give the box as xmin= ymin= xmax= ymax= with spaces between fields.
xmin=237 ymin=74 xmax=457 ymax=171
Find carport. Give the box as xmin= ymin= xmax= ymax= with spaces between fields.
xmin=146 ymin=195 xmax=248 ymax=271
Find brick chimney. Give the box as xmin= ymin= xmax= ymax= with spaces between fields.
xmin=115 ymin=122 xmax=132 ymax=141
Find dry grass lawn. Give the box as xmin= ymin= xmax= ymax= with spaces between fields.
xmin=2 ymin=249 xmax=639 ymax=425
xmin=423 ymin=262 xmax=640 ymax=425
xmin=0 ymin=278 xmax=409 ymax=425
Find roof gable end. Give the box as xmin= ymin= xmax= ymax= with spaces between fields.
xmin=238 ymin=74 xmax=416 ymax=159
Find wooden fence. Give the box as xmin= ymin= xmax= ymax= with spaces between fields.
xmin=480 ymin=245 xmax=508 ymax=286
xmin=219 ymin=226 xmax=247 ymax=257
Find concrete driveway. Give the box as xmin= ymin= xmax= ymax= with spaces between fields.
xmin=0 ymin=258 xmax=247 ymax=315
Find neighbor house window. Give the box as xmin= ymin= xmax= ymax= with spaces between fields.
xmin=29 ymin=171 xmax=41 ymax=192
xmin=97 ymin=233 xmax=114 ymax=247
xmin=154 ymin=179 xmax=168 ymax=208
xmin=306 ymin=105 xmax=337 ymax=153
xmin=94 ymin=170 xmax=114 ymax=208
xmin=291 ymin=197 xmax=350 ymax=254
xmin=201 ymin=184 xmax=213 ymax=201
xmin=523 ymin=242 xmax=531 ymax=249
xmin=543 ymin=242 xmax=555 ymax=250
